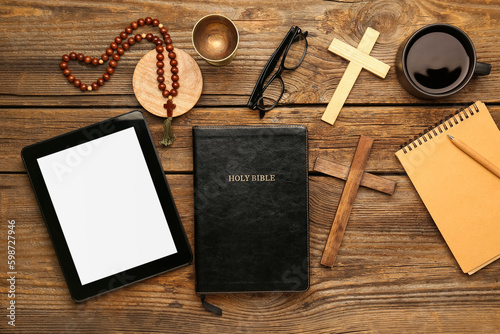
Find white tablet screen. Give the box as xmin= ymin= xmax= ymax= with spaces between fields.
xmin=37 ymin=127 xmax=177 ymax=285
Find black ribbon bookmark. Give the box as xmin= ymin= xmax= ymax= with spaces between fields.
xmin=200 ymin=295 xmax=222 ymax=316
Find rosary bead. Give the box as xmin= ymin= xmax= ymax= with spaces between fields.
xmin=63 ymin=18 xmax=180 ymax=102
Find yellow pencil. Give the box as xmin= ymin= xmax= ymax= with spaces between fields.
xmin=447 ymin=134 xmax=500 ymax=178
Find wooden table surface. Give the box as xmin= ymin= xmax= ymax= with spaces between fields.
xmin=1 ymin=0 xmax=500 ymax=332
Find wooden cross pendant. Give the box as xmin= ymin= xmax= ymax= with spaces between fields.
xmin=322 ymin=27 xmax=390 ymax=125
xmin=317 ymin=135 xmax=396 ymax=267
xmin=164 ymin=99 xmax=176 ymax=117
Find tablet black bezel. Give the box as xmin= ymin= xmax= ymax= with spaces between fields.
xmin=21 ymin=111 xmax=192 ymax=301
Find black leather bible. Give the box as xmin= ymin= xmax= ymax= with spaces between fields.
xmin=193 ymin=125 xmax=309 ymax=297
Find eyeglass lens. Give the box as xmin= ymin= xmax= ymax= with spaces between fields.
xmin=258 ymin=32 xmax=307 ymax=111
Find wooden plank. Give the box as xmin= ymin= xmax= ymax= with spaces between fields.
xmin=321 ymin=135 xmax=374 ymax=267
xmin=2 ymin=173 xmax=500 ymax=332
xmin=0 ymin=1 xmax=499 ymax=106
xmin=313 ymin=157 xmax=396 ymax=195
xmin=1 ymin=106 xmax=500 ymax=173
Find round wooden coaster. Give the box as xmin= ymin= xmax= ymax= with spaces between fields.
xmin=133 ymin=48 xmax=203 ymax=118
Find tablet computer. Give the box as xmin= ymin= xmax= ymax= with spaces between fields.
xmin=21 ymin=111 xmax=192 ymax=301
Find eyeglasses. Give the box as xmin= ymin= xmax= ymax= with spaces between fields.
xmin=247 ymin=26 xmax=308 ymax=118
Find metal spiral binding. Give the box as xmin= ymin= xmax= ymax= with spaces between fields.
xmin=400 ymin=102 xmax=479 ymax=154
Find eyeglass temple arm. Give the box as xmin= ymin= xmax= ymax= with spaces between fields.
xmin=247 ymin=27 xmax=298 ymax=107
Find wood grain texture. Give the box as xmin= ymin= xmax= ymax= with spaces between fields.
xmin=0 ymin=0 xmax=499 ymax=107
xmin=321 ymin=135 xmax=374 ymax=267
xmin=1 ymin=173 xmax=500 ymax=333
xmin=1 ymin=0 xmax=500 ymax=332
xmin=2 ymin=106 xmax=499 ymax=174
xmin=313 ymin=157 xmax=396 ymax=195
xmin=133 ymin=49 xmax=202 ymax=118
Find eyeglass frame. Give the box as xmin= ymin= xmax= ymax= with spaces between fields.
xmin=247 ymin=26 xmax=308 ymax=118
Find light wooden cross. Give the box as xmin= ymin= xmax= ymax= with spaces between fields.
xmin=322 ymin=27 xmax=390 ymax=125
xmin=315 ymin=135 xmax=397 ymax=267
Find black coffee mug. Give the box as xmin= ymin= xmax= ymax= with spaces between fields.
xmin=396 ymin=24 xmax=491 ymax=99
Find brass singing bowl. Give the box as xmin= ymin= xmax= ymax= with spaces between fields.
xmin=192 ymin=14 xmax=239 ymax=66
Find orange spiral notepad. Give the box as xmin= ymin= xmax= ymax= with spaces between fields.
xmin=396 ymin=101 xmax=500 ymax=274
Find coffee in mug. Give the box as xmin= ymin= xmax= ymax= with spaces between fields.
xmin=396 ymin=24 xmax=491 ymax=99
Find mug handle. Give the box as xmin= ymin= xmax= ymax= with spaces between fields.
xmin=474 ymin=62 xmax=491 ymax=76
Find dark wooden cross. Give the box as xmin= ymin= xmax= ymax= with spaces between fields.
xmin=164 ymin=99 xmax=176 ymax=117
xmin=315 ymin=135 xmax=397 ymax=267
